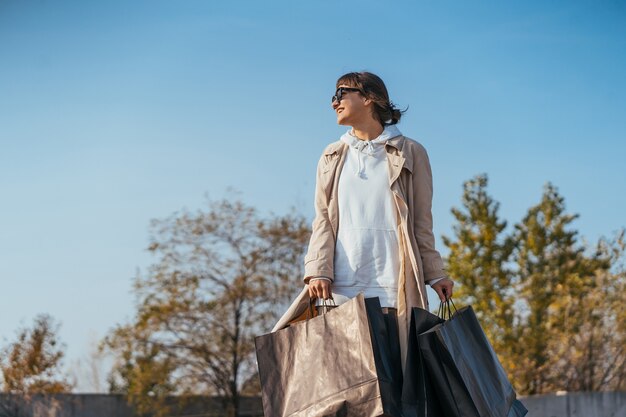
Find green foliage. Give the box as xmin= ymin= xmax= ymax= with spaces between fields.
xmin=512 ymin=183 xmax=610 ymax=394
xmin=103 ymin=196 xmax=310 ymax=417
xmin=442 ymin=175 xmax=516 ymax=366
xmin=546 ymin=232 xmax=626 ymax=392
xmin=444 ymin=175 xmax=625 ymax=395
xmin=104 ymin=326 xmax=176 ymax=417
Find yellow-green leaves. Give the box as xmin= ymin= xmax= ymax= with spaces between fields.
xmin=444 ymin=175 xmax=625 ymax=395
xmin=102 ymin=196 xmax=310 ymax=417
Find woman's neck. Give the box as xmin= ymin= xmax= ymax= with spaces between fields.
xmin=351 ymin=119 xmax=384 ymax=141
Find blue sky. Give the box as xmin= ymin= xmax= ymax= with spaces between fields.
xmin=1 ymin=1 xmax=625 ymax=391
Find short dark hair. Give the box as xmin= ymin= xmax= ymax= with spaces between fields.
xmin=335 ymin=71 xmax=406 ymax=125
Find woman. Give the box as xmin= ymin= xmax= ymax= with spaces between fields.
xmin=274 ymin=71 xmax=453 ymax=369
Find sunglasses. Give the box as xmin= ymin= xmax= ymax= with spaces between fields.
xmin=332 ymin=87 xmax=361 ymax=103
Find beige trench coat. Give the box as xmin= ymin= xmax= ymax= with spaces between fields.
xmin=273 ymin=135 xmax=447 ymax=367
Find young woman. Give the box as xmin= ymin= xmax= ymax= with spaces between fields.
xmin=274 ymin=71 xmax=453 ymax=369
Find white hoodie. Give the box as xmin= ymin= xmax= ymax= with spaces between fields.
xmin=328 ymin=125 xmax=403 ymax=307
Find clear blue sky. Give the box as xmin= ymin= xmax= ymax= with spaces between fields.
xmin=1 ymin=1 xmax=625 ymax=391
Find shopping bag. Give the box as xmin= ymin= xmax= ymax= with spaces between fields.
xmin=402 ymin=307 xmax=445 ymax=417
xmin=255 ymin=294 xmax=402 ymax=417
xmin=418 ymin=303 xmax=527 ymax=417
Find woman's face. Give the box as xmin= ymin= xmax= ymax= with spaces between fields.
xmin=332 ymin=84 xmax=370 ymax=126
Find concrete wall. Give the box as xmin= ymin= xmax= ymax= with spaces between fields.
xmin=1 ymin=392 xmax=624 ymax=417
xmin=521 ymin=391 xmax=626 ymax=417
xmin=0 ymin=394 xmax=263 ymax=417
xmin=0 ymin=394 xmax=134 ymax=417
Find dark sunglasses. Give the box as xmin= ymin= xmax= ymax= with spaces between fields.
xmin=332 ymin=87 xmax=361 ymax=103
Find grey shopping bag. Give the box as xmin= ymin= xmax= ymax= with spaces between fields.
xmin=255 ymin=294 xmax=402 ymax=417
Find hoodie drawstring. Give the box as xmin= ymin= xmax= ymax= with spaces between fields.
xmin=339 ymin=125 xmax=402 ymax=178
xmin=353 ymin=140 xmax=376 ymax=178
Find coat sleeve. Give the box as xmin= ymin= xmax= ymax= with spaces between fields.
xmin=303 ymin=152 xmax=336 ymax=283
xmin=412 ymin=144 xmax=447 ymax=282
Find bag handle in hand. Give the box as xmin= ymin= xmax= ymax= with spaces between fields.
xmin=437 ymin=289 xmax=458 ymax=320
xmin=305 ymin=296 xmax=337 ymax=319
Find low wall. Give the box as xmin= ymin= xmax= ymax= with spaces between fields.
xmin=1 ymin=391 xmax=624 ymax=417
xmin=0 ymin=394 xmax=263 ymax=417
xmin=521 ymin=391 xmax=626 ymax=417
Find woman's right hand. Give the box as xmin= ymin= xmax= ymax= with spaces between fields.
xmin=308 ymin=278 xmax=332 ymax=300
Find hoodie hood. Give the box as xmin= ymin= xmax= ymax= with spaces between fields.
xmin=339 ymin=125 xmax=402 ymax=178
xmin=339 ymin=124 xmax=402 ymax=149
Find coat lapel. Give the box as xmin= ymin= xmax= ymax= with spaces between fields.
xmin=319 ymin=142 xmax=345 ymax=202
xmin=387 ymin=153 xmax=405 ymax=187
xmin=385 ymin=135 xmax=411 ymax=186
xmin=320 ymin=142 xmax=347 ymax=236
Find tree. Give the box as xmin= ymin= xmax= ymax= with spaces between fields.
xmin=443 ymin=175 xmax=517 ymax=369
xmin=550 ymin=231 xmax=626 ymax=392
xmin=103 ymin=196 xmax=310 ymax=417
xmin=512 ymin=183 xmax=610 ymax=394
xmin=0 ymin=314 xmax=72 ymax=417
xmin=445 ymin=177 xmax=625 ymax=395
xmin=105 ymin=328 xmax=177 ymax=417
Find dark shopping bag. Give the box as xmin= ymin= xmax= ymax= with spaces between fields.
xmin=418 ymin=302 xmax=527 ymax=417
xmin=255 ymin=294 xmax=402 ymax=417
xmin=402 ymin=307 xmax=445 ymax=417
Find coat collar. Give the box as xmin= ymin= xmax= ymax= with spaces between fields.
xmin=323 ymin=134 xmax=413 ymax=177
xmin=324 ymin=134 xmax=406 ymax=155
xmin=386 ymin=135 xmax=413 ymax=174
xmin=385 ymin=134 xmax=405 ymax=151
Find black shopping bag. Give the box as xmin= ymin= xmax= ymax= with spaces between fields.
xmin=255 ymin=294 xmax=402 ymax=417
xmin=418 ymin=303 xmax=527 ymax=417
xmin=402 ymin=307 xmax=445 ymax=417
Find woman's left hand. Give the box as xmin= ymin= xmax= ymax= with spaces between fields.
xmin=431 ymin=278 xmax=454 ymax=302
